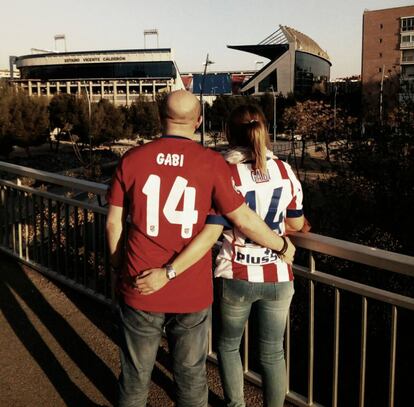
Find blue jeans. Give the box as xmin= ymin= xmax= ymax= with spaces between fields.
xmin=217 ymin=278 xmax=294 ymax=407
xmin=118 ymin=302 xmax=211 ymax=407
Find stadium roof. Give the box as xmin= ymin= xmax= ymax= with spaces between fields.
xmin=227 ymin=25 xmax=330 ymax=62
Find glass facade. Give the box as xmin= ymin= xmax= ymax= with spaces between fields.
xmin=294 ymin=51 xmax=330 ymax=97
xmin=258 ymin=69 xmax=277 ymax=93
xmin=19 ymin=61 xmax=177 ymax=80
xmin=191 ymin=73 xmax=232 ymax=94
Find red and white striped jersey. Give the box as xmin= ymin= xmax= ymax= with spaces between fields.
xmin=213 ymin=151 xmax=303 ymax=283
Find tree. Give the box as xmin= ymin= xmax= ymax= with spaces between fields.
xmin=89 ymin=99 xmax=125 ymax=146
xmin=8 ymin=90 xmax=49 ymax=156
xmin=283 ymin=100 xmax=357 ymax=166
xmin=207 ymin=95 xmax=258 ymax=133
xmin=0 ymin=82 xmax=14 ymax=157
xmin=48 ymin=94 xmax=78 ymax=152
xmin=128 ymin=97 xmax=160 ymax=139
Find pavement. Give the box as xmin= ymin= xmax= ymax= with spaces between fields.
xmin=0 ymin=254 xmax=271 ymax=407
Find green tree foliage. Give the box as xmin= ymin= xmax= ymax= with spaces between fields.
xmin=1 ymin=86 xmax=49 ymax=157
xmin=283 ymin=100 xmax=357 ymax=165
xmin=304 ymin=99 xmax=414 ymax=256
xmin=128 ymin=97 xmax=160 ymax=139
xmin=206 ymin=95 xmax=259 ymax=133
xmin=48 ymin=93 xmax=79 ymax=152
xmin=89 ymin=99 xmax=125 ymax=146
xmin=0 ymin=82 xmax=14 ymax=157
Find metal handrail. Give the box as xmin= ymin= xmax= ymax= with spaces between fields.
xmin=291 ymin=232 xmax=414 ymax=277
xmin=0 ymin=161 xmax=108 ymax=196
xmin=1 ymin=162 xmax=413 ymax=407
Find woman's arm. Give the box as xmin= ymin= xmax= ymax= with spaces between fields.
xmin=135 ymin=224 xmax=224 ymax=295
xmin=285 ymin=215 xmax=305 ymax=232
xmin=285 ymin=215 xmax=311 ymax=233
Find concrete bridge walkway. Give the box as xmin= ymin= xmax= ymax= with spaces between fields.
xmin=0 ymin=254 xmax=277 ymax=407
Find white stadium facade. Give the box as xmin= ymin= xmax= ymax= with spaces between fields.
xmin=9 ymin=48 xmax=184 ymax=105
xmin=7 ymin=25 xmax=331 ymax=103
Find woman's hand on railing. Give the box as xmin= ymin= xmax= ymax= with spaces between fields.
xmin=300 ymin=217 xmax=312 ymax=233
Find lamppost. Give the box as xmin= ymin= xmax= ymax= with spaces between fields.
xmin=269 ymin=86 xmax=276 ymax=149
xmin=379 ymin=64 xmax=389 ymax=127
xmin=82 ymin=84 xmax=92 ymax=166
xmin=200 ymin=53 xmax=214 ymax=146
xmin=333 ymin=83 xmax=337 ymax=139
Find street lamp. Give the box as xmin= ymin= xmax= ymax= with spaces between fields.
xmin=333 ymin=83 xmax=337 ymax=138
xmin=200 ymin=53 xmax=214 ymax=146
xmin=81 ymin=84 xmax=92 ymax=166
xmin=379 ymin=64 xmax=388 ymax=127
xmin=269 ymin=86 xmax=277 ymax=149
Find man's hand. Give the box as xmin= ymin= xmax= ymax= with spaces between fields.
xmin=133 ymin=268 xmax=169 ymax=295
xmin=280 ymin=236 xmax=296 ymax=265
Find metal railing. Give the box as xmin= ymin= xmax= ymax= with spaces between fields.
xmin=1 ymin=160 xmax=413 ymax=407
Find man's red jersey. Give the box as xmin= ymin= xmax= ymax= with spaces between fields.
xmin=107 ymin=135 xmax=244 ymax=312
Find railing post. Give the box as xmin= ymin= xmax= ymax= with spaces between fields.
xmin=332 ymin=288 xmax=341 ymax=407
xmin=24 ymin=191 xmax=29 ymax=261
xmin=308 ymin=250 xmax=315 ymax=405
xmin=286 ymin=309 xmax=291 ymax=394
xmin=17 ymin=180 xmax=23 ymax=259
xmin=359 ymin=297 xmax=367 ymax=407
xmin=388 ymin=306 xmax=397 ymax=407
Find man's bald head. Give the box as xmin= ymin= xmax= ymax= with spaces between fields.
xmin=160 ymin=90 xmax=202 ymax=136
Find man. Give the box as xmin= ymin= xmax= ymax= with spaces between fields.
xmin=106 ymin=90 xmax=295 ymax=407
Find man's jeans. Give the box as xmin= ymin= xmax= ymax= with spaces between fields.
xmin=217 ymin=278 xmax=294 ymax=407
xmin=118 ymin=302 xmax=211 ymax=407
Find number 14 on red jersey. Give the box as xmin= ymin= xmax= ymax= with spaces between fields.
xmin=142 ymin=174 xmax=199 ymax=239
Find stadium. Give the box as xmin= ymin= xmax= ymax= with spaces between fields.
xmin=179 ymin=26 xmax=331 ymax=98
xmin=9 ymin=25 xmax=330 ymax=103
xmin=10 ymin=48 xmax=184 ymax=105
xmin=228 ymin=25 xmax=331 ymax=97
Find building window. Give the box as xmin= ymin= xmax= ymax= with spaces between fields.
xmin=258 ymin=69 xmax=277 ymax=93
xmin=379 ymin=67 xmax=382 ymax=73
xmin=379 ymin=38 xmax=383 ymax=43
xmin=380 ymin=23 xmax=383 ymax=29
xmin=379 ymin=52 xmax=382 ymax=58
xmin=401 ymin=17 xmax=414 ymax=32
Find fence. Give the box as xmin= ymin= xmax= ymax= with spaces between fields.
xmin=1 ymin=160 xmax=413 ymax=407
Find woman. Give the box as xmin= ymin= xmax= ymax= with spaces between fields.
xmin=211 ymin=105 xmax=305 ymax=407
xmin=137 ymin=104 xmax=306 ymax=407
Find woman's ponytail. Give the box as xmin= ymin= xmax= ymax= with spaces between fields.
xmin=246 ymin=120 xmax=268 ymax=174
xmin=227 ymin=105 xmax=271 ymax=175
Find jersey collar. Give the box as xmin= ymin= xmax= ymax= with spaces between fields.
xmin=161 ymin=135 xmax=193 ymax=141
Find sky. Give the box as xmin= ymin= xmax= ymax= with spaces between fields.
xmin=0 ymin=0 xmax=412 ymax=79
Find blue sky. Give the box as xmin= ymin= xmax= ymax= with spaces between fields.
xmin=0 ymin=0 xmax=412 ymax=79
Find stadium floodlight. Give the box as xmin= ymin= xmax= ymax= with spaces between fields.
xmin=144 ymin=29 xmax=159 ymax=48
xmin=54 ymin=34 xmax=67 ymax=52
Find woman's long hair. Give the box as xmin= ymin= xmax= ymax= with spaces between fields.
xmin=226 ymin=104 xmax=271 ymax=174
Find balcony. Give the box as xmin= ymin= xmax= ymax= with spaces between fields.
xmin=400 ymin=29 xmax=414 ymax=49
xmin=1 ymin=160 xmax=413 ymax=407
xmin=401 ymin=54 xmax=414 ymax=64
